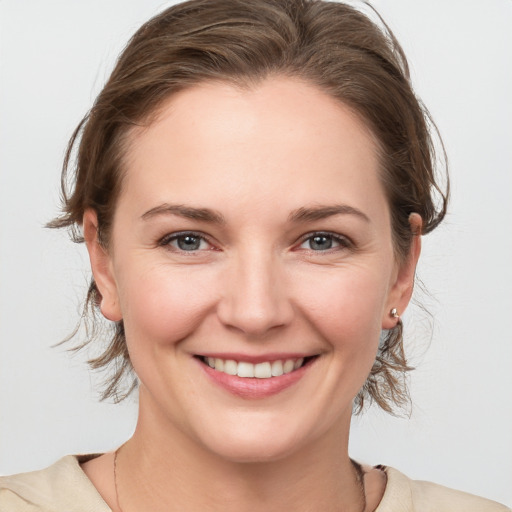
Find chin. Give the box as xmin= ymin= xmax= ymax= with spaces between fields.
xmin=207 ymin=437 xmax=299 ymax=464
xmin=193 ymin=415 xmax=320 ymax=464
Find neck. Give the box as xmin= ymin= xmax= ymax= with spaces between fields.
xmin=115 ymin=392 xmax=364 ymax=512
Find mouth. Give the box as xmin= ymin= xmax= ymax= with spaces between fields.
xmin=196 ymin=355 xmax=318 ymax=379
xmin=194 ymin=354 xmax=320 ymax=399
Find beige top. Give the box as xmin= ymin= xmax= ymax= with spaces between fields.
xmin=0 ymin=456 xmax=510 ymax=512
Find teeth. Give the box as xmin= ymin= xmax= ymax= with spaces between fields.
xmin=254 ymin=362 xmax=272 ymax=379
xmin=224 ymin=360 xmax=237 ymax=376
xmin=283 ymin=359 xmax=295 ymax=374
xmin=271 ymin=360 xmax=283 ymax=377
xmin=237 ymin=361 xmax=254 ymax=378
xmin=204 ymin=357 xmax=306 ymax=379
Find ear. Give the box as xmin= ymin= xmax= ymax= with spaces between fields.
xmin=382 ymin=213 xmax=422 ymax=329
xmin=82 ymin=209 xmax=122 ymax=322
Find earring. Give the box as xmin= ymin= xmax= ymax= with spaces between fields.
xmin=390 ymin=308 xmax=400 ymax=319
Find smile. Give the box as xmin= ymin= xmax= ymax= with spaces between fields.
xmin=200 ymin=356 xmax=308 ymax=379
xmin=195 ymin=354 xmax=319 ymax=399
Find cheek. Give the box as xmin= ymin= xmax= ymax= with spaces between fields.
xmin=292 ymin=266 xmax=389 ymax=352
xmin=118 ymin=265 xmax=219 ymax=346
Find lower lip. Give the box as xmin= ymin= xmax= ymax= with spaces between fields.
xmin=197 ymin=358 xmax=316 ymax=399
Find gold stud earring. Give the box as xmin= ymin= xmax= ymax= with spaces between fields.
xmin=390 ymin=308 xmax=400 ymax=319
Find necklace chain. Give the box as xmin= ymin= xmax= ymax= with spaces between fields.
xmin=114 ymin=447 xmax=124 ymax=512
xmin=113 ymin=448 xmax=366 ymax=512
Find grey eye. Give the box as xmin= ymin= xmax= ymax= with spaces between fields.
xmin=176 ymin=235 xmax=201 ymax=251
xmin=309 ymin=235 xmax=334 ymax=250
xmin=168 ymin=234 xmax=209 ymax=251
xmin=299 ymin=233 xmax=345 ymax=251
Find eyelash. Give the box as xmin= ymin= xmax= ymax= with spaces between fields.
xmin=297 ymin=232 xmax=352 ymax=253
xmin=159 ymin=230 xmax=352 ymax=254
xmin=158 ymin=231 xmax=214 ymax=253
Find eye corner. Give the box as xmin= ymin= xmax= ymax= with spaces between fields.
xmin=158 ymin=230 xmax=217 ymax=253
xmin=295 ymin=231 xmax=353 ymax=253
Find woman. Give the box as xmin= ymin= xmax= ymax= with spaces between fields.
xmin=0 ymin=0 xmax=509 ymax=510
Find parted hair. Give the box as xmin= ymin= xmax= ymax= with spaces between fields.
xmin=49 ymin=0 xmax=448 ymax=412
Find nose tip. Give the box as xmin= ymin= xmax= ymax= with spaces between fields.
xmin=217 ymin=260 xmax=293 ymax=337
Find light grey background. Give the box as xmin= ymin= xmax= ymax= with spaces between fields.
xmin=1 ymin=0 xmax=511 ymax=507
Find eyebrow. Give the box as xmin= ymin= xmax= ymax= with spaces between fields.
xmin=141 ymin=203 xmax=370 ymax=225
xmin=288 ymin=204 xmax=370 ymax=223
xmin=141 ymin=203 xmax=226 ymax=224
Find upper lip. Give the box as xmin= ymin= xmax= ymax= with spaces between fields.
xmin=195 ymin=352 xmax=318 ymax=364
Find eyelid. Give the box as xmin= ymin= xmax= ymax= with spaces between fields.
xmin=295 ymin=231 xmax=353 ymax=251
xmin=157 ymin=230 xmax=352 ymax=253
xmin=158 ymin=230 xmax=216 ymax=251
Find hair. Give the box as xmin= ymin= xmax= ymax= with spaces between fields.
xmin=49 ymin=0 xmax=448 ymax=412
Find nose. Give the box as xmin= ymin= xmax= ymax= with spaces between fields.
xmin=217 ymin=249 xmax=294 ymax=337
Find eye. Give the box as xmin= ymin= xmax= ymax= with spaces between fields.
xmin=160 ymin=232 xmax=212 ymax=252
xmin=299 ymin=232 xmax=349 ymax=252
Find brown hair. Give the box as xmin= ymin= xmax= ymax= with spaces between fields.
xmin=49 ymin=0 xmax=448 ymax=412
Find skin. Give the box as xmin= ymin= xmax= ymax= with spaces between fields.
xmin=81 ymin=77 xmax=421 ymax=511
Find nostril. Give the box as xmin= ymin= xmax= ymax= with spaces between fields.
xmin=216 ymin=298 xmax=294 ymax=336
xmin=216 ymin=265 xmax=294 ymax=336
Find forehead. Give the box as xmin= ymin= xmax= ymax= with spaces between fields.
xmin=120 ymin=77 xmax=387 ymax=222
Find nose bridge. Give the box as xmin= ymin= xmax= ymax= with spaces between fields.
xmin=218 ymin=243 xmax=292 ymax=336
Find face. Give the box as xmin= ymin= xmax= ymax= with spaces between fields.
xmin=85 ymin=77 xmax=419 ymax=462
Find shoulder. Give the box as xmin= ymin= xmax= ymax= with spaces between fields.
xmin=0 ymin=456 xmax=111 ymax=512
xmin=376 ymin=465 xmax=511 ymax=512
